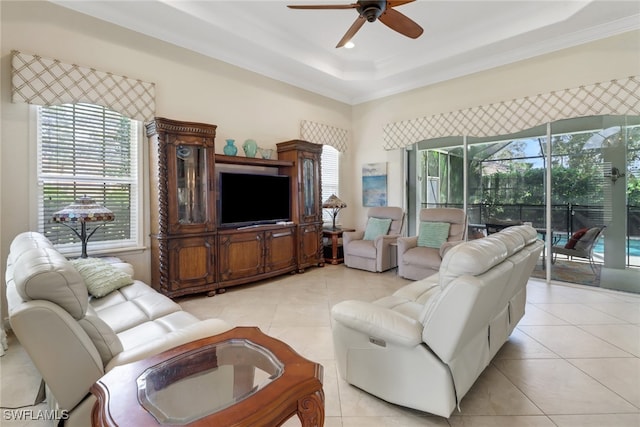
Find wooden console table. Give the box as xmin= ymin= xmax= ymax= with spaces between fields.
xmin=91 ymin=327 xmax=324 ymax=426
xmin=322 ymin=228 xmax=355 ymax=265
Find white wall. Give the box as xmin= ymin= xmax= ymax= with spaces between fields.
xmin=1 ymin=0 xmax=639 ymax=323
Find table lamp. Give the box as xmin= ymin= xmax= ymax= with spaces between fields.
xmin=52 ymin=196 xmax=115 ymax=258
xmin=322 ymin=194 xmax=347 ymax=230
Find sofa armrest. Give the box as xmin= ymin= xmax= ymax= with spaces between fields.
xmin=397 ymin=236 xmax=418 ymax=255
xmin=105 ymin=318 xmax=233 ymax=371
xmin=331 ymin=300 xmax=423 ymax=347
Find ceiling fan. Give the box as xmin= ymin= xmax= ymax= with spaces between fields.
xmin=287 ymin=0 xmax=424 ymax=48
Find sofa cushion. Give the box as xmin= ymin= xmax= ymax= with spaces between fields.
xmin=71 ymin=258 xmax=134 ymax=298
xmin=345 ymin=239 xmax=377 ymax=258
xmin=417 ymin=222 xmax=450 ymax=248
xmin=401 ymin=246 xmax=441 ymax=269
xmin=363 ymin=217 xmax=392 ymax=241
xmin=13 ymin=247 xmax=88 ymax=319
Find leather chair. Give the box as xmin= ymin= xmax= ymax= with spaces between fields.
xmin=397 ymin=208 xmax=468 ymax=280
xmin=552 ymin=226 xmax=605 ymax=273
xmin=343 ymin=207 xmax=405 ymax=272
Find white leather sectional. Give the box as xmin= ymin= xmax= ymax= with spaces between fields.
xmin=331 ymin=225 xmax=543 ymax=417
xmin=5 ymin=232 xmax=232 ymax=427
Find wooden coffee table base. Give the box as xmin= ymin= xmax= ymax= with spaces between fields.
xmin=91 ymin=327 xmax=324 ymax=427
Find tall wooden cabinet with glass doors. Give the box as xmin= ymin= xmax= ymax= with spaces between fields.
xmin=146 ymin=118 xmax=217 ymax=297
xmin=277 ymin=140 xmax=325 ymax=272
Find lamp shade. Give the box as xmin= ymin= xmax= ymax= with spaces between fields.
xmin=322 ymin=194 xmax=347 ymax=209
xmin=322 ymin=194 xmax=347 ymax=230
xmin=52 ymin=196 xmax=115 ymax=223
xmin=52 ymin=196 xmax=114 ymax=258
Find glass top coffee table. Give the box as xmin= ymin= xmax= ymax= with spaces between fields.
xmin=91 ymin=327 xmax=324 ymax=426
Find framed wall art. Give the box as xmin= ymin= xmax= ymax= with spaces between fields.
xmin=362 ymin=162 xmax=387 ymax=207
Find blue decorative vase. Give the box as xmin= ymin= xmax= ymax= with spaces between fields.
xmin=223 ymin=139 xmax=237 ymax=156
xmin=243 ymin=139 xmax=258 ymax=158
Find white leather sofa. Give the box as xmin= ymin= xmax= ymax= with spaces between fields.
xmin=5 ymin=232 xmax=232 ymax=427
xmin=331 ymin=225 xmax=543 ymax=417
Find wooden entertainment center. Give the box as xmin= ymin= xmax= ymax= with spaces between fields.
xmin=146 ymin=118 xmax=324 ymax=298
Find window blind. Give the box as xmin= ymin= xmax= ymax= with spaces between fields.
xmin=321 ymin=145 xmax=340 ymax=223
xmin=38 ymin=103 xmax=139 ymax=251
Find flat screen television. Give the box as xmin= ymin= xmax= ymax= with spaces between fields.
xmin=218 ymin=172 xmax=291 ymax=228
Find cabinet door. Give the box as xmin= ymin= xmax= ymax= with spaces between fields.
xmin=166 ymin=134 xmax=215 ymax=234
xmin=167 ymin=236 xmax=216 ymax=293
xmin=299 ymin=152 xmax=321 ymax=224
xmin=218 ymin=231 xmax=264 ymax=281
xmin=264 ymin=227 xmax=296 ymax=272
xmin=298 ymin=223 xmax=323 ymax=269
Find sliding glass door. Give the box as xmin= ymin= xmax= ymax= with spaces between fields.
xmin=407 ymin=115 xmax=640 ymax=293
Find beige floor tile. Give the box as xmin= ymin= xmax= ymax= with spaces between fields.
xmin=458 ymin=365 xmax=542 ymax=415
xmin=266 ymin=326 xmax=335 ymax=361
xmin=493 ymin=358 xmax=638 ymax=414
xmin=319 ymin=359 xmax=342 ymax=417
xmin=341 ymin=414 xmax=449 ymax=426
xmin=519 ymin=304 xmax=569 ymax=325
xmin=549 ymin=413 xmax=640 ymax=427
xmin=448 ymin=415 xmax=557 ymax=427
xmin=586 ymin=302 xmax=640 ymax=324
xmin=494 ymin=328 xmax=559 ymax=359
xmin=218 ymin=303 xmax=277 ymax=331
xmin=569 ymin=357 xmax=640 ymax=408
xmin=0 ymin=335 xmax=42 ymax=409
xmin=336 ymin=378 xmax=418 ymax=418
xmin=579 ymin=324 xmax=640 ymax=357
xmin=271 ymin=303 xmax=331 ymax=327
xmin=518 ymin=325 xmax=635 ymax=358
xmin=532 ymin=303 xmax=628 ymax=325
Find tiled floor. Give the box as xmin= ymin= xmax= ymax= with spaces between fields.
xmin=1 ymin=265 xmax=639 ymax=426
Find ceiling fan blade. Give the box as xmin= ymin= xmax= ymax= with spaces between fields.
xmin=388 ymin=0 xmax=416 ymax=7
xmin=287 ymin=4 xmax=357 ymax=10
xmin=336 ymin=15 xmax=366 ymax=48
xmin=378 ymin=7 xmax=423 ymax=39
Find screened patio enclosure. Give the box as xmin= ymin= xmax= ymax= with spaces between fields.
xmin=406 ymin=115 xmax=640 ymax=293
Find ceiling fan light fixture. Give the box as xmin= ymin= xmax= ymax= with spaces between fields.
xmin=344 ymin=41 xmax=355 ymax=49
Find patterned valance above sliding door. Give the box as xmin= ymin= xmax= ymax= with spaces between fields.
xmin=383 ymin=76 xmax=640 ymax=150
xmin=300 ymin=120 xmax=349 ymax=152
xmin=11 ymin=50 xmax=155 ymax=121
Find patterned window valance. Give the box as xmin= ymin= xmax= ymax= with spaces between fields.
xmin=300 ymin=120 xmax=349 ymax=152
xmin=11 ymin=50 xmax=155 ymax=122
xmin=383 ymin=76 xmax=640 ymax=150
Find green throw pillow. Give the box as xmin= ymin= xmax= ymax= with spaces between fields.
xmin=417 ymin=222 xmax=451 ymax=248
xmin=71 ymin=257 xmax=133 ymax=298
xmin=363 ymin=217 xmax=393 ymax=241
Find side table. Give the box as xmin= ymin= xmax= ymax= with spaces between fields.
xmin=91 ymin=327 xmax=324 ymax=427
xmin=322 ymin=228 xmax=355 ymax=265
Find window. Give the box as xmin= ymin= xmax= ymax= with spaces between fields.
xmin=321 ymin=145 xmax=340 ymax=223
xmin=38 ymin=103 xmax=140 ymax=254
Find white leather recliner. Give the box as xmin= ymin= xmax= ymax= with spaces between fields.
xmin=331 ymin=225 xmax=543 ymax=417
xmin=5 ymin=232 xmax=232 ymax=426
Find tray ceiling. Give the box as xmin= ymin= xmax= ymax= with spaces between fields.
xmin=50 ymin=0 xmax=640 ymax=105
